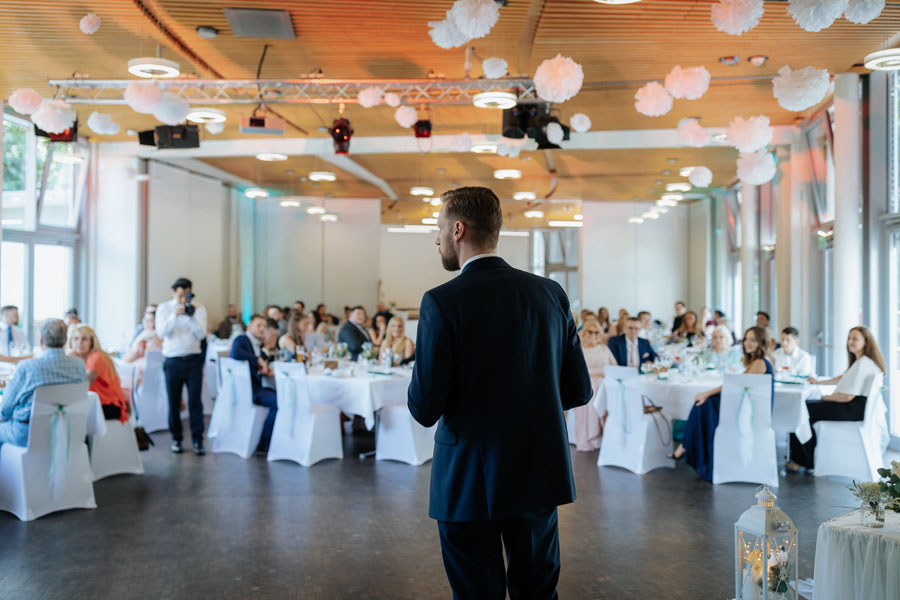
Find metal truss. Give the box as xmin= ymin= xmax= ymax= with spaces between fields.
xmin=47 ymin=78 xmax=539 ymax=106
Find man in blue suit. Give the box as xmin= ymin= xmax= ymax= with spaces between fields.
xmin=229 ymin=313 xmax=277 ymax=452
xmin=408 ymin=187 xmax=593 ymax=599
xmin=607 ymin=316 xmax=659 ymax=368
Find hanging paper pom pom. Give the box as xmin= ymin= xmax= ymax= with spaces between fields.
xmin=384 ymin=92 xmax=401 ymax=108
xmin=711 ymin=0 xmax=765 ymax=36
xmin=32 ymin=100 xmax=76 ymax=134
xmin=9 ymin=88 xmax=43 ymax=115
xmin=449 ymin=0 xmax=500 ymax=40
xmin=737 ymin=151 xmax=777 ymax=185
xmin=482 ymin=57 xmax=508 ymax=79
xmin=787 ymin=0 xmax=849 ymax=32
xmin=677 ymin=118 xmax=711 ymax=147
xmin=844 ymin=0 xmax=884 ymax=24
xmin=80 ymin=12 xmax=101 ymax=34
xmin=428 ymin=13 xmax=469 ymax=49
xmin=394 ymin=106 xmax=417 ymax=128
xmin=357 ymin=87 xmax=383 ymax=108
xmin=533 ymin=54 xmax=584 ymax=104
xmin=497 ymin=136 xmax=526 ymax=157
xmin=726 ymin=115 xmax=773 ymax=153
xmin=124 ymin=82 xmax=162 ymax=114
xmin=772 ymin=65 xmax=830 ymax=112
xmin=451 ymin=132 xmax=473 ymax=152
xmin=546 ymin=122 xmax=564 ymax=145
xmin=205 ymin=121 xmax=225 ymax=135
xmin=153 ymin=92 xmax=189 ymax=125
xmin=570 ymin=113 xmax=591 ymax=133
xmin=634 ymin=82 xmax=673 ymax=117
xmin=689 ymin=166 xmax=714 ymax=188
xmin=664 ymin=66 xmax=711 ymax=100
xmin=87 ymin=111 xmax=120 ymax=135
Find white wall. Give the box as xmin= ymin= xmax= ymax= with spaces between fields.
xmin=687 ymin=198 xmax=711 ymax=312
xmin=581 ymin=202 xmax=691 ymax=321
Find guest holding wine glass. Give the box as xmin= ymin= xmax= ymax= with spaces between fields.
xmin=668 ymin=310 xmax=705 ymax=346
xmin=786 ymin=326 xmax=886 ymax=473
xmin=572 ymin=321 xmax=616 ymax=451
xmin=379 ymin=316 xmax=415 ymax=365
xmin=597 ymin=307 xmax=611 ymax=335
xmin=668 ymin=326 xmax=773 ymax=481
xmin=67 ymin=324 xmax=130 ymax=423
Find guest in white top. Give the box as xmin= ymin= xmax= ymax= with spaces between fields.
xmin=572 ymin=321 xmax=616 ymax=451
xmin=0 ymin=305 xmax=30 ymax=361
xmin=787 ymin=326 xmax=886 ymax=472
xmin=772 ymin=327 xmax=813 ymax=377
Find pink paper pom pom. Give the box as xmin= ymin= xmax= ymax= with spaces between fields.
xmin=9 ymin=88 xmax=43 ymax=115
xmin=634 ymin=82 xmax=673 ymax=117
xmin=534 ymin=55 xmax=584 ymax=104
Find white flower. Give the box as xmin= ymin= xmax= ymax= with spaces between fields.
xmin=710 ymin=0 xmax=765 ymax=36
xmin=569 ymin=113 xmax=591 ymax=133
xmin=787 ymin=0 xmax=849 ymax=32
xmin=449 ymin=0 xmax=500 ymax=40
xmin=482 ymin=57 xmax=508 ymax=79
xmin=79 ymin=12 xmax=101 ymax=35
xmin=891 ymin=460 xmax=900 ymax=478
xmin=533 ymin=55 xmax=584 ymax=104
xmin=634 ymin=82 xmax=673 ymax=117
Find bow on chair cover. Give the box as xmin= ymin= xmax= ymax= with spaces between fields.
xmin=209 ymin=368 xmax=238 ymax=438
xmin=611 ymin=377 xmax=643 ymax=445
xmin=280 ymin=371 xmax=299 ymax=438
xmin=734 ymin=386 xmax=767 ymax=466
xmin=32 ymin=403 xmax=71 ymax=499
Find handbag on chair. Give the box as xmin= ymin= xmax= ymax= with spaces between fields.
xmin=641 ymin=395 xmax=672 ymax=447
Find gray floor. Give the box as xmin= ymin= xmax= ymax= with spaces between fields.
xmin=0 ymin=427 xmax=860 ymax=600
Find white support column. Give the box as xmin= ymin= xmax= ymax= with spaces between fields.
xmin=775 ymin=146 xmax=792 ymax=333
xmin=833 ymin=73 xmax=863 ymax=355
xmin=741 ymin=182 xmax=758 ymax=333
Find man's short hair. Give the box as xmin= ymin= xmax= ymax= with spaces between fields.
xmin=757 ymin=311 xmax=770 ymax=320
xmin=295 ymin=300 xmax=305 ymax=308
xmin=441 ymin=186 xmax=503 ymax=249
xmin=637 ymin=311 xmax=650 ymax=319
xmin=782 ymin=326 xmax=800 ymax=338
xmin=350 ymin=305 xmax=365 ymax=314
xmin=145 ymin=304 xmax=157 ymax=313
xmin=1 ymin=305 xmax=17 ymax=315
xmin=675 ymin=301 xmax=686 ymax=307
xmin=626 ymin=316 xmax=640 ymax=324
xmin=715 ymin=310 xmax=726 ymax=318
xmin=249 ymin=313 xmax=266 ymax=324
xmin=40 ymin=319 xmax=68 ymax=348
xmin=265 ymin=318 xmax=279 ymax=330
xmin=172 ymin=277 xmax=192 ymax=291
xmin=64 ymin=308 xmax=79 ymax=318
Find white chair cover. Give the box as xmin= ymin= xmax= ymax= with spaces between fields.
xmin=267 ymin=363 xmax=343 ymax=467
xmin=0 ymin=382 xmax=96 ymax=521
xmin=712 ymin=373 xmax=778 ymax=487
xmin=208 ymin=357 xmax=268 ymax=459
xmin=597 ymin=366 xmax=674 ymax=474
xmin=136 ymin=351 xmax=169 ymax=433
xmin=375 ymin=405 xmax=436 ymax=466
xmin=814 ymin=372 xmax=887 ymax=481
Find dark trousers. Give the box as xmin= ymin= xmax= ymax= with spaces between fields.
xmin=437 ymin=507 xmax=560 ymax=600
xmin=101 ymin=404 xmax=122 ymax=421
xmin=163 ymin=353 xmax=205 ymax=443
xmin=254 ymin=387 xmax=278 ymax=451
xmin=789 ymin=396 xmax=867 ymax=469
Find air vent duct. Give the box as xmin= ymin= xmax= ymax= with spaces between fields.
xmin=223 ymin=8 xmax=295 ymax=39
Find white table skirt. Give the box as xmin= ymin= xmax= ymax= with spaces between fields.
xmin=306 ymin=373 xmax=411 ymax=429
xmin=813 ymin=510 xmax=900 ymax=600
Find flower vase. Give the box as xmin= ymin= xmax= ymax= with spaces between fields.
xmin=860 ymin=503 xmax=885 ymax=528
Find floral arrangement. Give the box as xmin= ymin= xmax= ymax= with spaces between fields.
xmin=876 ymin=460 xmax=900 ymax=512
xmin=765 ymin=548 xmax=793 ymax=595
xmin=360 ymin=342 xmax=378 ymax=361
xmin=850 ymin=480 xmax=887 ymax=511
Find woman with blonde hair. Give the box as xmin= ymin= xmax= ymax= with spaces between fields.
xmin=278 ymin=310 xmax=307 ymax=353
xmin=379 ymin=316 xmax=415 ymax=365
xmin=67 ymin=324 xmax=129 ymax=423
xmin=572 ymin=320 xmax=616 ymax=451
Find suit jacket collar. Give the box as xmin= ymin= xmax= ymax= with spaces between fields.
xmin=460 ymin=256 xmax=509 ymax=275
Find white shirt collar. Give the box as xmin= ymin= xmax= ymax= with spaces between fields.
xmin=461 ymin=252 xmax=499 ymax=272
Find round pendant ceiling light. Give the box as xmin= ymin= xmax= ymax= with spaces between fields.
xmin=472 ymin=91 xmax=517 ymax=109
xmin=513 ymin=191 xmax=536 ymax=201
xmin=470 ymin=143 xmax=498 ymax=154
xmin=186 ymin=108 xmax=226 ymax=124
xmin=309 ymin=171 xmax=337 ymax=182
xmin=524 ymin=210 xmax=544 ymax=219
xmin=127 ymin=57 xmax=181 ymax=78
xmin=864 ymin=49 xmax=900 ymax=71
xmin=244 ymin=188 xmax=269 ymax=199
xmin=256 ymin=153 xmax=287 ymax=162
xmin=494 ymin=169 xmax=522 ymax=180
xmin=307 ymin=206 xmax=327 ymax=215
xmin=410 ymin=186 xmax=435 ymax=196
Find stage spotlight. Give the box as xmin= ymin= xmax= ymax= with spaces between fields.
xmin=329 ymin=118 xmax=353 ymax=154
xmin=413 ymin=120 xmax=432 ymax=138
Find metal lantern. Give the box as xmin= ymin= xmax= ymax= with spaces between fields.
xmin=734 ymin=486 xmax=798 ymax=600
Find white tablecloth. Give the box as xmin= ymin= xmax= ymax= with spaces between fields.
xmin=306 ymin=372 xmax=411 ymax=429
xmin=813 ymin=510 xmax=900 ymax=600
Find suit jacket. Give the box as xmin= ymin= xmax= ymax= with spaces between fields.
xmin=338 ymin=321 xmax=370 ymax=360
xmin=607 ymin=334 xmax=658 ymax=367
xmin=408 ymin=256 xmax=593 ymax=522
xmin=229 ymin=334 xmax=265 ymax=394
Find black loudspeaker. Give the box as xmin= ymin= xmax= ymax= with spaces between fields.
xmin=501 ymin=104 xmax=570 ymax=149
xmin=34 ymin=120 xmax=78 ymax=143
xmin=138 ymin=125 xmax=200 ymax=149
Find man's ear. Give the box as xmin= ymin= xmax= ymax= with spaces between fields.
xmin=453 ymin=220 xmax=465 ymax=242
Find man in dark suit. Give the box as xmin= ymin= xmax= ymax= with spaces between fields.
xmin=228 ymin=314 xmax=277 ymax=452
xmin=337 ymin=305 xmax=371 ymax=360
xmin=408 ymin=186 xmax=593 ymax=599
xmin=607 ymin=316 xmax=659 ymax=368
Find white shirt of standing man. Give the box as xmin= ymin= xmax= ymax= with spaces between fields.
xmin=155 ymin=285 xmax=208 ymax=358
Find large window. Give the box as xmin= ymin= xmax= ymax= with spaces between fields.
xmin=531 ymin=229 xmax=579 ymax=308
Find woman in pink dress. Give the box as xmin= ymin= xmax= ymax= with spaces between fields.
xmin=571 ymin=320 xmax=617 ymax=451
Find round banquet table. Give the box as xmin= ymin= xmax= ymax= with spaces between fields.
xmin=813 ymin=510 xmax=900 ymax=600
xmin=306 ymin=369 xmax=412 ymax=430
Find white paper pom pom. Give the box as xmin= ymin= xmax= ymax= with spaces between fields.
xmin=844 ymin=0 xmax=884 ymax=24
xmin=533 ymin=54 xmax=584 ymax=103
xmin=449 ymin=0 xmax=500 ymax=40
xmin=772 ymin=65 xmax=830 ymax=112
xmin=394 ymin=106 xmax=418 ymax=128
xmin=737 ymin=151 xmax=777 ymax=185
xmin=664 ymin=65 xmax=711 ymax=100
xmin=482 ymin=57 xmax=508 ymax=79
xmin=428 ymin=14 xmax=469 ymax=49
xmin=357 ymin=87 xmax=383 ymax=108
xmin=80 ymin=12 xmax=101 ymax=34
xmin=546 ymin=122 xmax=564 ymax=145
xmin=205 ymin=121 xmax=225 ymax=135
xmin=32 ymin=100 xmax=76 ymax=134
xmin=634 ymin=82 xmax=673 ymax=117
xmin=124 ymin=82 xmax=162 ymax=114
xmin=153 ymin=92 xmax=189 ymax=125
xmin=711 ymin=0 xmax=765 ymax=35
xmin=570 ymin=113 xmax=591 ymax=133
xmin=787 ymin=0 xmax=849 ymax=32
xmin=450 ymin=132 xmax=472 ymax=152
xmin=9 ymin=88 xmax=43 ymax=115
xmin=384 ymin=92 xmax=401 ymax=107
xmin=87 ymin=111 xmax=120 ymax=135
xmin=726 ymin=115 xmax=773 ymax=153
xmin=677 ymin=118 xmax=711 ymax=148
xmin=689 ymin=166 xmax=714 ymax=188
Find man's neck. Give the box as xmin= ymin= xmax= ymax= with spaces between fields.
xmin=458 ymin=246 xmax=497 ymax=266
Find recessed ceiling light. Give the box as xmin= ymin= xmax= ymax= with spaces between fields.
xmin=666 ymin=157 xmax=678 ymax=163
xmin=307 ymin=206 xmax=327 ymax=215
xmin=713 ymin=133 xmax=728 ymax=142
xmin=573 ymin=214 xmax=583 ymax=221
xmin=494 ymin=169 xmax=522 ymax=180
xmin=666 ymin=183 xmax=691 ymax=192
xmin=652 ymin=207 xmax=669 ymax=214
xmin=430 ymin=198 xmax=442 ymax=206
xmin=627 ymin=217 xmax=644 ymax=224
xmin=748 ymin=55 xmax=768 ymax=67
xmin=422 ymin=217 xmax=438 ymax=225
xmin=513 ymin=191 xmax=537 ymax=201
xmin=657 ymin=199 xmax=678 ymax=207
xmin=196 ymin=26 xmax=219 ymax=39
xmin=719 ymin=56 xmax=740 ymax=66
xmin=422 ymin=197 xmax=434 ymax=203
xmin=54 ymin=152 xmax=85 ymax=164
xmin=320 ymin=213 xmax=339 ymax=222
xmin=411 ymin=186 xmax=434 ymax=196
xmin=548 ymin=220 xmax=583 ymax=228
xmin=285 ymin=169 xmax=295 ymax=175
xmin=661 ymin=169 xmax=672 ymax=176
xmin=244 ymin=188 xmax=268 ymax=198
xmin=499 ymin=231 xmax=530 ymax=237
xmin=472 ymin=91 xmax=517 ymax=109
xmin=593 ymin=0 xmax=642 ymax=3
xmin=256 ymin=152 xmax=287 ymax=161
xmin=186 ymin=108 xmax=226 ymax=123
xmin=436 ymin=167 xmax=447 ymax=174
xmin=432 ymin=212 xmax=440 ymax=218
xmin=309 ymin=171 xmax=336 ymax=182
xmin=641 ymin=211 xmax=660 ymax=220
xmin=127 ymin=57 xmax=181 ymax=78
xmin=471 ymin=143 xmax=498 ymax=154
xmin=279 ymin=200 xmax=301 ymax=208
xmin=865 ymin=48 xmax=900 ymax=71
xmin=661 ymin=193 xmax=684 ymax=202
xmin=679 ymin=166 xmax=695 ymax=177
xmin=654 ymin=179 xmax=663 ymax=185
xmin=524 ymin=210 xmax=544 ymax=219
